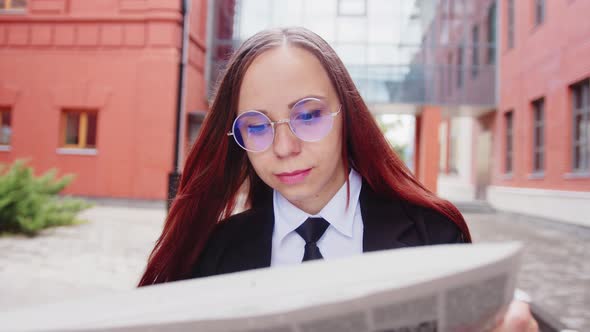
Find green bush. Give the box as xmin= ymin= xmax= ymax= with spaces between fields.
xmin=0 ymin=160 xmax=92 ymax=236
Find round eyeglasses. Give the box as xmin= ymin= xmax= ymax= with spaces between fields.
xmin=227 ymin=97 xmax=342 ymax=152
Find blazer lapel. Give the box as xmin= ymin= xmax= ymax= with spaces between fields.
xmin=360 ymin=181 xmax=423 ymax=252
xmin=218 ymin=200 xmax=274 ymax=274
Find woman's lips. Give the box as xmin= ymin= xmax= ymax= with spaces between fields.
xmin=275 ymin=168 xmax=312 ymax=185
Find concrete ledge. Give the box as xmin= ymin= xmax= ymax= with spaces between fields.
xmin=487 ymin=186 xmax=590 ymax=227
xmin=61 ymin=195 xmax=166 ymax=210
xmin=437 ymin=174 xmax=476 ymax=202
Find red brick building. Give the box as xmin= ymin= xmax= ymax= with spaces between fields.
xmin=0 ymin=0 xmax=210 ymax=200
xmin=434 ymin=0 xmax=590 ymax=226
xmin=484 ymin=0 xmax=590 ymax=225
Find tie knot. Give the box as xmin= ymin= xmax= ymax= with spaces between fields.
xmin=295 ymin=217 xmax=330 ymax=244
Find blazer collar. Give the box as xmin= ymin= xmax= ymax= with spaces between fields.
xmin=218 ymin=203 xmax=274 ymax=274
xmin=359 ymin=181 xmax=419 ymax=251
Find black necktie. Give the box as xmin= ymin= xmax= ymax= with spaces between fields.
xmin=295 ymin=217 xmax=330 ymax=262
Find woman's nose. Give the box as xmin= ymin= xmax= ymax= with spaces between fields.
xmin=272 ymin=122 xmax=301 ymax=158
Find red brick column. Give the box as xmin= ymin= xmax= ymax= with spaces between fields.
xmin=415 ymin=106 xmax=441 ymax=193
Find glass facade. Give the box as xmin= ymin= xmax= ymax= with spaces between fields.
xmin=207 ymin=0 xmax=497 ymax=109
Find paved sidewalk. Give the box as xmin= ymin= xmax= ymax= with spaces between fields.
xmin=0 ymin=206 xmax=165 ymax=310
xmin=465 ymin=211 xmax=590 ymax=331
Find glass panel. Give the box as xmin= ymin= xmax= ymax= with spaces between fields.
xmin=536 ymin=0 xmax=545 ymax=25
xmin=457 ymin=44 xmax=464 ymax=88
xmin=86 ymin=113 xmax=97 ymax=148
xmin=574 ymin=144 xmax=582 ymax=169
xmin=487 ymin=2 xmax=496 ymax=64
xmin=13 ymin=0 xmax=26 ymax=8
xmin=472 ymin=25 xmax=479 ymax=78
xmin=0 ymin=111 xmax=11 ymax=145
xmin=507 ymin=0 xmax=514 ymax=49
xmin=1 ymin=111 xmax=10 ymax=126
xmin=338 ymin=0 xmax=366 ymax=16
xmin=65 ymin=113 xmax=80 ymax=146
xmin=574 ymin=114 xmax=582 ymax=141
xmin=505 ymin=112 xmax=513 ymax=173
xmin=584 ymin=82 xmax=590 ymax=107
xmin=573 ymin=86 xmax=582 ymax=110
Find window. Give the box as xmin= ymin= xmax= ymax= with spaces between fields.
xmin=457 ymin=42 xmax=464 ymax=88
xmin=532 ymin=98 xmax=545 ymax=172
xmin=487 ymin=2 xmax=497 ymax=64
xmin=534 ymin=0 xmax=545 ymax=26
xmin=337 ymin=0 xmax=366 ymax=16
xmin=447 ymin=53 xmax=453 ymax=96
xmin=507 ymin=0 xmax=515 ymax=49
xmin=61 ymin=110 xmax=98 ymax=149
xmin=572 ymin=79 xmax=590 ymax=171
xmin=0 ymin=108 xmax=12 ymax=146
xmin=505 ymin=111 xmax=514 ymax=173
xmin=471 ymin=25 xmax=479 ymax=78
xmin=0 ymin=0 xmax=26 ymax=10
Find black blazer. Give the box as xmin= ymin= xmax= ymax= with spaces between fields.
xmin=191 ymin=182 xmax=466 ymax=279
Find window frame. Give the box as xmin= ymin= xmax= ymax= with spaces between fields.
xmin=60 ymin=110 xmax=98 ymax=150
xmin=532 ymin=98 xmax=545 ymax=173
xmin=571 ymin=79 xmax=590 ymax=172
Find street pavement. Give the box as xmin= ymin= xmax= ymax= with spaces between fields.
xmin=0 ymin=204 xmax=587 ymax=331
xmin=465 ymin=210 xmax=589 ymax=331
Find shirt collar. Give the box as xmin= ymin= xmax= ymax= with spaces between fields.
xmin=273 ymin=169 xmax=363 ymax=244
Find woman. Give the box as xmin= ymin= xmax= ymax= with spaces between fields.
xmin=140 ymin=27 xmax=537 ymax=331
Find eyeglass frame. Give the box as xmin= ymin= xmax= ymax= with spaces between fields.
xmin=226 ymin=97 xmax=342 ymax=153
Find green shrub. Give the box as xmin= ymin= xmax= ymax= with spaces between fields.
xmin=0 ymin=160 xmax=92 ymax=236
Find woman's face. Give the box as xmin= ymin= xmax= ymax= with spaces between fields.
xmin=237 ymin=45 xmax=346 ymax=214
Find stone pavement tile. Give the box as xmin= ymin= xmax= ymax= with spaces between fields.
xmin=465 ymin=212 xmax=590 ymax=332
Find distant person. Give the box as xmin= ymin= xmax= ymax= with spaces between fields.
xmin=139 ymin=27 xmax=537 ymax=332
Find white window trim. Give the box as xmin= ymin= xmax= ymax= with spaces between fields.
xmin=56 ymin=148 xmax=98 ymax=156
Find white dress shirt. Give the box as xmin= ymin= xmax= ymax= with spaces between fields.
xmin=271 ymin=169 xmax=364 ymax=266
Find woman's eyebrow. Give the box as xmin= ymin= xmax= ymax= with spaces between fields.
xmin=238 ymin=95 xmax=328 ymax=114
xmin=288 ymin=95 xmax=327 ymax=108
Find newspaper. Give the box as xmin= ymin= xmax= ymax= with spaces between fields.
xmin=0 ymin=242 xmax=523 ymax=332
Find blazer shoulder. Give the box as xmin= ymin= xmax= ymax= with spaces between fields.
xmin=191 ymin=208 xmax=260 ymax=278
xmin=401 ymin=200 xmax=466 ymax=245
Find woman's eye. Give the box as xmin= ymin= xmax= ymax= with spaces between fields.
xmin=247 ymin=123 xmax=270 ymax=135
xmin=295 ymin=109 xmax=321 ymax=121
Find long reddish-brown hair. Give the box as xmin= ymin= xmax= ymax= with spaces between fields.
xmin=138 ymin=27 xmax=471 ymax=286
